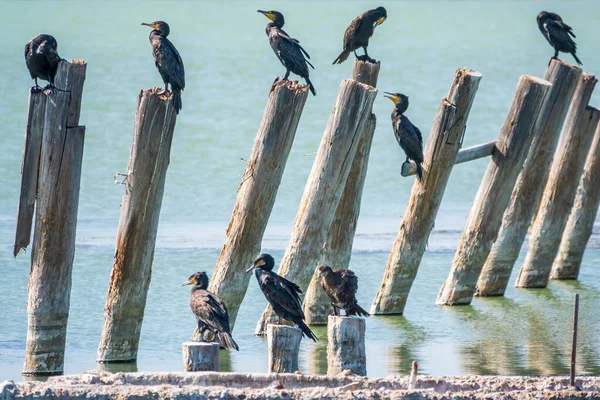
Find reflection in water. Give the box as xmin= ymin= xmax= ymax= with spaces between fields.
xmin=22 ymin=375 xmax=50 ymax=382
xmin=377 ymin=315 xmax=427 ymax=375
xmin=307 ymin=325 xmax=328 ymax=375
xmin=96 ymin=362 xmax=138 ymax=374
xmin=219 ymin=348 xmax=232 ymax=372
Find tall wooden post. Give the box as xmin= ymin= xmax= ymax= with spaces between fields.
xmin=208 ymin=81 xmax=308 ymax=329
xmin=517 ymin=74 xmax=598 ymax=288
xmin=437 ymin=75 xmax=552 ymax=305
xmin=97 ymin=89 xmax=178 ymax=363
xmin=23 ymin=60 xmax=87 ymax=376
xmin=476 ymin=60 xmax=582 ymax=296
xmin=14 ymin=90 xmax=47 ymax=257
xmin=304 ymin=60 xmax=379 ymax=324
xmin=327 ymin=316 xmax=366 ymax=376
xmin=551 ymin=118 xmax=600 ymax=279
xmin=370 ymin=69 xmax=482 ymax=315
xmin=255 ymin=79 xmax=378 ymax=335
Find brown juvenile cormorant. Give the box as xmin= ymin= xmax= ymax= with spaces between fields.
xmin=317 ymin=265 xmax=369 ymax=317
xmin=24 ymin=34 xmax=63 ymax=92
xmin=181 ymin=271 xmax=239 ymax=351
xmin=247 ymin=253 xmax=318 ymax=341
xmin=332 ymin=7 xmax=387 ymax=65
xmin=257 ymin=10 xmax=316 ymax=96
xmin=537 ymin=11 xmax=582 ymax=66
xmin=141 ymin=21 xmax=185 ymax=113
xmin=384 ymin=92 xmax=424 ymax=181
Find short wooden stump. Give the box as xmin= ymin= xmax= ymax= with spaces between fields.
xmin=182 ymin=342 xmax=220 ymax=372
xmin=267 ymin=324 xmax=302 ymax=373
xmin=327 ymin=315 xmax=366 ymax=376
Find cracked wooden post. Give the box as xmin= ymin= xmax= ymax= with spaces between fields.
xmin=516 ymin=74 xmax=598 ymax=288
xmin=208 ymin=81 xmax=308 ymax=329
xmin=304 ymin=60 xmax=379 ymax=324
xmin=255 ymin=79 xmax=378 ymax=335
xmin=437 ymin=74 xmax=552 ymax=306
xmin=267 ymin=325 xmax=302 ymax=373
xmin=182 ymin=342 xmax=219 ymax=372
xmin=327 ymin=316 xmax=366 ymax=376
xmin=552 ymin=118 xmax=600 ymax=279
xmin=370 ymin=68 xmax=481 ymax=315
xmin=14 ymin=89 xmax=47 ymax=257
xmin=476 ymin=60 xmax=582 ymax=296
xmin=97 ymin=89 xmax=178 ymax=363
xmin=23 ymin=60 xmax=87 ymax=376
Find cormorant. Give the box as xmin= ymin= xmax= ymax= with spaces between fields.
xmin=181 ymin=271 xmax=239 ymax=351
xmin=332 ymin=7 xmax=387 ymax=64
xmin=141 ymin=21 xmax=185 ymax=114
xmin=384 ymin=92 xmax=424 ymax=180
xmin=24 ymin=34 xmax=63 ymax=93
xmin=537 ymin=11 xmax=582 ymax=66
xmin=257 ymin=10 xmax=316 ymax=96
xmin=247 ymin=253 xmax=318 ymax=341
xmin=317 ymin=265 xmax=369 ymax=317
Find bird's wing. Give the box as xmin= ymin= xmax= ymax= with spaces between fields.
xmin=396 ymin=115 xmax=424 ymax=163
xmin=275 ymin=30 xmax=314 ymax=68
xmin=273 ymin=32 xmax=312 ymax=75
xmin=38 ymin=37 xmax=62 ymax=69
xmin=343 ymin=15 xmax=363 ymax=49
xmin=192 ymin=290 xmax=231 ymax=333
xmin=339 ymin=269 xmax=359 ymax=294
xmin=24 ymin=40 xmax=31 ymax=59
xmin=259 ymin=273 xmax=304 ymax=318
xmin=154 ymin=38 xmax=186 ymax=90
xmin=543 ymin=20 xmax=577 ymax=50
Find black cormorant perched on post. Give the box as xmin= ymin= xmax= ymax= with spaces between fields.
xmin=24 ymin=34 xmax=63 ymax=92
xmin=537 ymin=11 xmax=582 ymax=66
xmin=332 ymin=7 xmax=387 ymax=65
xmin=257 ymin=10 xmax=316 ymax=96
xmin=247 ymin=253 xmax=318 ymax=341
xmin=384 ymin=92 xmax=424 ymax=181
xmin=141 ymin=21 xmax=185 ymax=113
xmin=317 ymin=265 xmax=369 ymax=317
xmin=181 ymin=271 xmax=239 ymax=351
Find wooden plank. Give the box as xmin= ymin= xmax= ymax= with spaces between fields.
xmin=436 ymin=74 xmax=552 ymax=305
xmin=97 ymin=89 xmax=178 ymax=363
xmin=255 ymin=79 xmax=378 ymax=335
xmin=208 ymin=81 xmax=309 ymax=329
xmin=304 ymin=59 xmax=379 ymax=325
xmin=13 ymin=89 xmax=46 ymax=257
xmin=516 ymin=73 xmax=598 ymax=288
xmin=370 ymin=68 xmax=482 ymax=315
xmin=476 ymin=59 xmax=583 ymax=296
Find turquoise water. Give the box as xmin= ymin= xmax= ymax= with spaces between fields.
xmin=1 ymin=0 xmax=600 ymax=381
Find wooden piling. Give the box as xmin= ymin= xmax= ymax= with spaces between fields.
xmin=23 ymin=60 xmax=87 ymax=376
xmin=97 ymin=89 xmax=178 ymax=363
xmin=267 ymin=325 xmax=302 ymax=373
xmin=182 ymin=342 xmax=220 ymax=372
xmin=255 ymin=79 xmax=377 ymax=334
xmin=551 ymin=119 xmax=600 ymax=280
xmin=208 ymin=81 xmax=308 ymax=329
xmin=304 ymin=60 xmax=379 ymax=324
xmin=370 ymin=69 xmax=481 ymax=315
xmin=437 ymin=74 xmax=552 ymax=305
xmin=475 ymin=60 xmax=583 ymax=296
xmin=14 ymin=90 xmax=47 ymax=257
xmin=516 ymin=73 xmax=598 ymax=288
xmin=327 ymin=316 xmax=366 ymax=376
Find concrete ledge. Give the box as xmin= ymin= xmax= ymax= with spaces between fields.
xmin=2 ymin=372 xmax=600 ymax=399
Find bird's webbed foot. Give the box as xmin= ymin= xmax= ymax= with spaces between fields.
xmin=42 ymin=83 xmax=55 ymax=96
xmin=157 ymin=89 xmax=168 ymax=96
xmin=548 ymin=56 xmax=559 ymax=67
xmin=31 ymin=85 xmax=43 ymax=94
xmin=356 ymin=54 xmax=368 ymax=61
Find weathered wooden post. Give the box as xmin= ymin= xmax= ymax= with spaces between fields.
xmin=570 ymin=293 xmax=580 ymax=388
xmin=23 ymin=60 xmax=87 ymax=376
xmin=551 ymin=118 xmax=600 ymax=280
xmin=516 ymin=73 xmax=598 ymax=288
xmin=208 ymin=81 xmax=308 ymax=329
xmin=182 ymin=342 xmax=220 ymax=372
xmin=267 ymin=325 xmax=302 ymax=373
xmin=370 ymin=68 xmax=481 ymax=314
xmin=476 ymin=60 xmax=582 ymax=296
xmin=327 ymin=316 xmax=366 ymax=376
xmin=97 ymin=89 xmax=178 ymax=363
xmin=255 ymin=79 xmax=377 ymax=334
xmin=304 ymin=60 xmax=379 ymax=324
xmin=437 ymin=75 xmax=552 ymax=305
xmin=14 ymin=90 xmax=47 ymax=257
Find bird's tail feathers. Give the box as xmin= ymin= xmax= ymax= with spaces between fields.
xmin=297 ymin=320 xmax=318 ymax=342
xmin=416 ymin=162 xmax=423 ymax=181
xmin=347 ymin=304 xmax=370 ymax=317
xmin=573 ymin=52 xmax=583 ymax=66
xmin=332 ymin=50 xmax=350 ymax=65
xmin=306 ymin=77 xmax=317 ymax=96
xmin=218 ymin=332 xmax=239 ymax=351
xmin=172 ymin=89 xmax=182 ymax=114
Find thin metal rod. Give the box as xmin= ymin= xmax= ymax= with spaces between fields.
xmin=570 ymin=293 xmax=579 ymax=387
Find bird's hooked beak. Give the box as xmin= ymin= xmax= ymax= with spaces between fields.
xmin=181 ymin=277 xmax=196 ymax=287
xmin=384 ymin=92 xmax=399 ymax=103
xmin=257 ymin=10 xmax=275 ymax=21
xmin=246 ymin=258 xmax=266 ymax=273
xmin=141 ymin=22 xmax=156 ymax=29
xmin=375 ymin=16 xmax=386 ymax=27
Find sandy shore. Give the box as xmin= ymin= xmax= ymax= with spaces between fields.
xmin=2 ymin=371 xmax=600 ymax=399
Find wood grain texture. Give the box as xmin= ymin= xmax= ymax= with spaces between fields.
xmin=182 ymin=342 xmax=220 ymax=372
xmin=267 ymin=325 xmax=302 ymax=373
xmin=327 ymin=316 xmax=366 ymax=376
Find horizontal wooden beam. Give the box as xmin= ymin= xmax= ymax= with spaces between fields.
xmin=401 ymin=140 xmax=497 ymax=177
